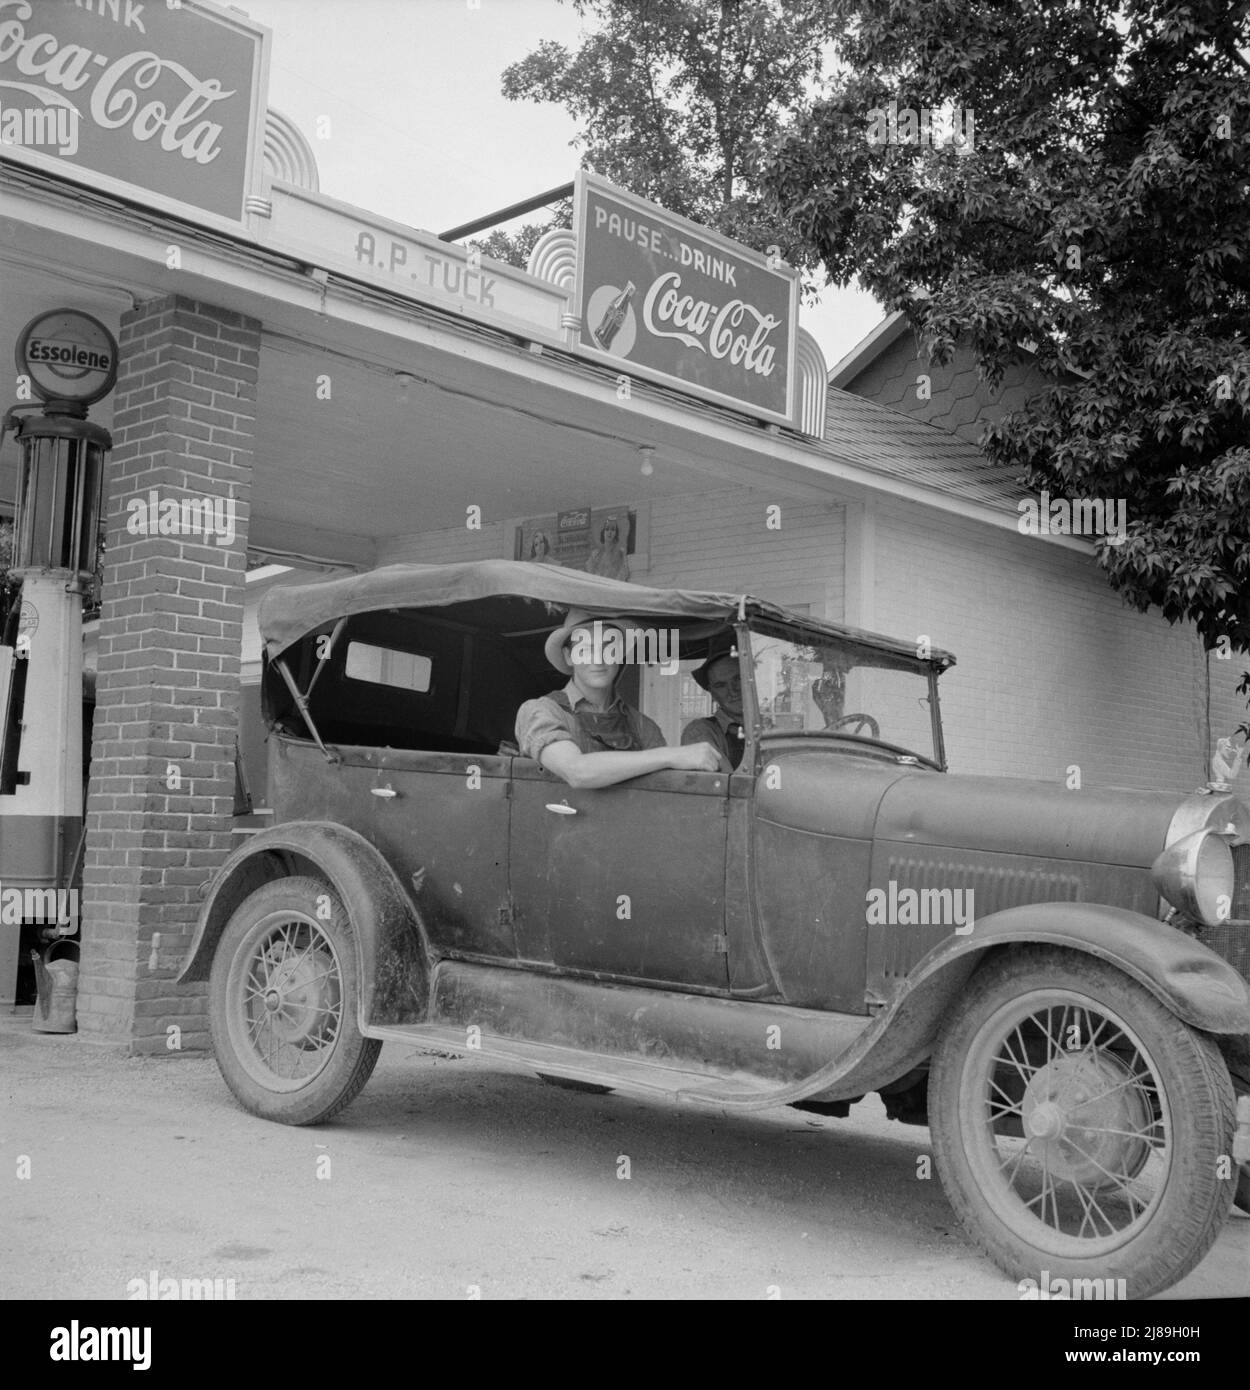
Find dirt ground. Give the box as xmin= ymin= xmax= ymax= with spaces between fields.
xmin=2 ymin=1010 xmax=1246 ymax=1301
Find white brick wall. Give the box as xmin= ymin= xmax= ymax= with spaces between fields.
xmin=645 ymin=486 xmax=845 ymax=618
xmin=869 ymin=499 xmax=1232 ymax=792
xmin=377 ymin=487 xmax=847 ymax=620
xmin=372 ymin=487 xmax=1247 ymax=796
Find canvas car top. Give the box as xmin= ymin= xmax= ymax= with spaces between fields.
xmin=257 ymin=559 xmax=955 ymax=668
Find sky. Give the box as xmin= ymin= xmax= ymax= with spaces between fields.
xmin=236 ymin=0 xmax=884 ymax=368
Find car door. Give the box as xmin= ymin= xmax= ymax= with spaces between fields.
xmin=508 ymin=762 xmax=730 ymax=989
xmin=368 ymin=748 xmax=515 ymax=960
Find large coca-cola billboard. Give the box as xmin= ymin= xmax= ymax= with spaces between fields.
xmin=0 ymin=0 xmax=268 ymax=228
xmin=573 ymin=171 xmax=798 ymax=425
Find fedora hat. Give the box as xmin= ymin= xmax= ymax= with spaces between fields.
xmin=544 ymin=610 xmax=644 ymax=676
xmin=691 ymin=644 xmax=738 ymax=692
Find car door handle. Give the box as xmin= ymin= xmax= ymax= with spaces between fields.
xmin=545 ymin=802 xmax=578 ymax=815
xmin=371 ymin=786 xmax=398 ymax=799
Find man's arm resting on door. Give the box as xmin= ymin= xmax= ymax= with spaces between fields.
xmin=540 ymin=739 xmax=720 ymax=789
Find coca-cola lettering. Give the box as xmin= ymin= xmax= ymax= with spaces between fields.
xmin=92 ymin=52 xmax=231 ymax=163
xmin=0 ymin=0 xmax=233 ymax=166
xmin=711 ymin=300 xmax=778 ymax=374
xmin=642 ymin=272 xmax=780 ymax=378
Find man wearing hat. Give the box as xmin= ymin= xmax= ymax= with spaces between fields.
xmin=682 ymin=647 xmax=746 ymax=770
xmin=516 ymin=611 xmax=722 ymax=788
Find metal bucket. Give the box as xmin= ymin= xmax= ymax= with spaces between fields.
xmin=30 ymin=937 xmax=79 ymax=1033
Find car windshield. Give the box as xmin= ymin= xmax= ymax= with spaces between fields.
xmin=748 ymin=622 xmax=940 ymax=764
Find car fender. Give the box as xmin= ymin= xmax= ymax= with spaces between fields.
xmin=787 ymin=902 xmax=1250 ymax=1110
xmin=176 ymin=821 xmax=431 ymax=1031
xmin=912 ymin=902 xmax=1250 ymax=1034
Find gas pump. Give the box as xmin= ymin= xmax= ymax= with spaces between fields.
xmin=0 ymin=309 xmax=115 ymax=1004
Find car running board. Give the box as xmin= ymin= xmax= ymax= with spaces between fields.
xmin=363 ymin=960 xmax=874 ymax=1109
xmin=366 ymin=1022 xmax=787 ymax=1105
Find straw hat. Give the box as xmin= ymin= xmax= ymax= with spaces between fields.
xmin=544 ymin=609 xmax=644 ymax=676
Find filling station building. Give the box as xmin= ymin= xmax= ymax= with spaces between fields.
xmin=0 ymin=0 xmax=1244 ymax=1044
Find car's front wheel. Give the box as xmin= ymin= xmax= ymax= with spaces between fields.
xmin=929 ymin=946 xmax=1236 ymax=1300
xmin=208 ymin=876 xmax=381 ymax=1125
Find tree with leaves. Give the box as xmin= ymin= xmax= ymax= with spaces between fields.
xmin=478 ymin=0 xmax=841 ymax=270
xmin=763 ymin=0 xmax=1250 ymax=730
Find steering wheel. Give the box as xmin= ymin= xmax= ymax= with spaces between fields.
xmin=831 ymin=713 xmax=879 ymax=739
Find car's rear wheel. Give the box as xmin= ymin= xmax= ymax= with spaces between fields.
xmin=929 ymin=946 xmax=1236 ymax=1300
xmin=209 ymin=876 xmax=381 ymax=1125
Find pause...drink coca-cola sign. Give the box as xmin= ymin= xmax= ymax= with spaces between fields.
xmin=573 ymin=171 xmax=798 ymax=425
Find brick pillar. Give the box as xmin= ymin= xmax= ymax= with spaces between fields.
xmin=78 ymin=296 xmax=258 ymax=1054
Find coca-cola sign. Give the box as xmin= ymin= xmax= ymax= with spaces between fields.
xmin=573 ymin=172 xmax=798 ymax=424
xmin=0 ymin=0 xmax=268 ymax=227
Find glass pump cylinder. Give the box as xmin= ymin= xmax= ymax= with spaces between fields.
xmin=11 ymin=414 xmax=110 ymax=577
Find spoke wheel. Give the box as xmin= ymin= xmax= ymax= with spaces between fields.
xmin=231 ymin=911 xmax=343 ymax=1091
xmin=967 ymin=992 xmax=1163 ymax=1250
xmin=930 ymin=946 xmax=1236 ymax=1299
xmin=209 ymin=877 xmax=381 ymax=1125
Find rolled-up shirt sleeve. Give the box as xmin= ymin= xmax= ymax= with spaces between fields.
xmin=516 ymin=696 xmax=579 ymax=766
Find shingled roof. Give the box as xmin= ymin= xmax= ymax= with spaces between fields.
xmin=821 ymin=385 xmax=1028 ymax=512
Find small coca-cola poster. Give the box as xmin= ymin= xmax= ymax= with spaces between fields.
xmin=514 ymin=507 xmax=637 ymax=581
xmin=572 ymin=171 xmax=798 ymax=425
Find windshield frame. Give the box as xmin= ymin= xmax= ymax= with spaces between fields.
xmin=743 ymin=617 xmax=947 ymax=771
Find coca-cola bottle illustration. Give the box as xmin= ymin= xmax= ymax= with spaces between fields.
xmin=593 ymin=281 xmax=636 ymax=350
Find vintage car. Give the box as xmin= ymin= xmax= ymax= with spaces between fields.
xmin=179 ymin=560 xmax=1250 ymax=1299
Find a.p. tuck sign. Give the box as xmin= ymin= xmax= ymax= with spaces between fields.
xmin=0 ymin=0 xmax=269 ymax=229
xmin=573 ymin=171 xmax=799 ymax=425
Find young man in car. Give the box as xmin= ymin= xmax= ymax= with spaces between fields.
xmin=517 ymin=610 xmax=723 ymax=787
xmin=681 ymin=648 xmax=746 ymax=770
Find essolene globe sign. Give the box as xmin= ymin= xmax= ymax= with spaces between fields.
xmin=16 ymin=309 xmax=119 ymax=407
xmin=573 ymin=171 xmax=798 ymax=425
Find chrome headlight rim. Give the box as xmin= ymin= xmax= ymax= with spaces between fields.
xmin=1164 ymin=792 xmax=1250 ymax=849
xmin=1152 ymin=828 xmax=1237 ymax=927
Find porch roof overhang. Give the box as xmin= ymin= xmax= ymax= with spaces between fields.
xmin=0 ymin=159 xmax=1087 ymax=567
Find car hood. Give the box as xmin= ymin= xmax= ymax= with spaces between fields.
xmin=875 ymin=771 xmax=1183 ymax=868
xmin=757 ymin=746 xmax=1192 ymax=867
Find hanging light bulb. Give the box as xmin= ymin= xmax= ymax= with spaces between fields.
xmin=394 ymin=372 xmax=415 ymax=403
xmin=638 ymin=444 xmax=655 ymax=476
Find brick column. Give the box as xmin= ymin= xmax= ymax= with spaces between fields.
xmin=78 ymin=296 xmax=258 ymax=1054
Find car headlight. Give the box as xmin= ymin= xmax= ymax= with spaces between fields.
xmin=1152 ymin=830 xmax=1236 ymax=927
